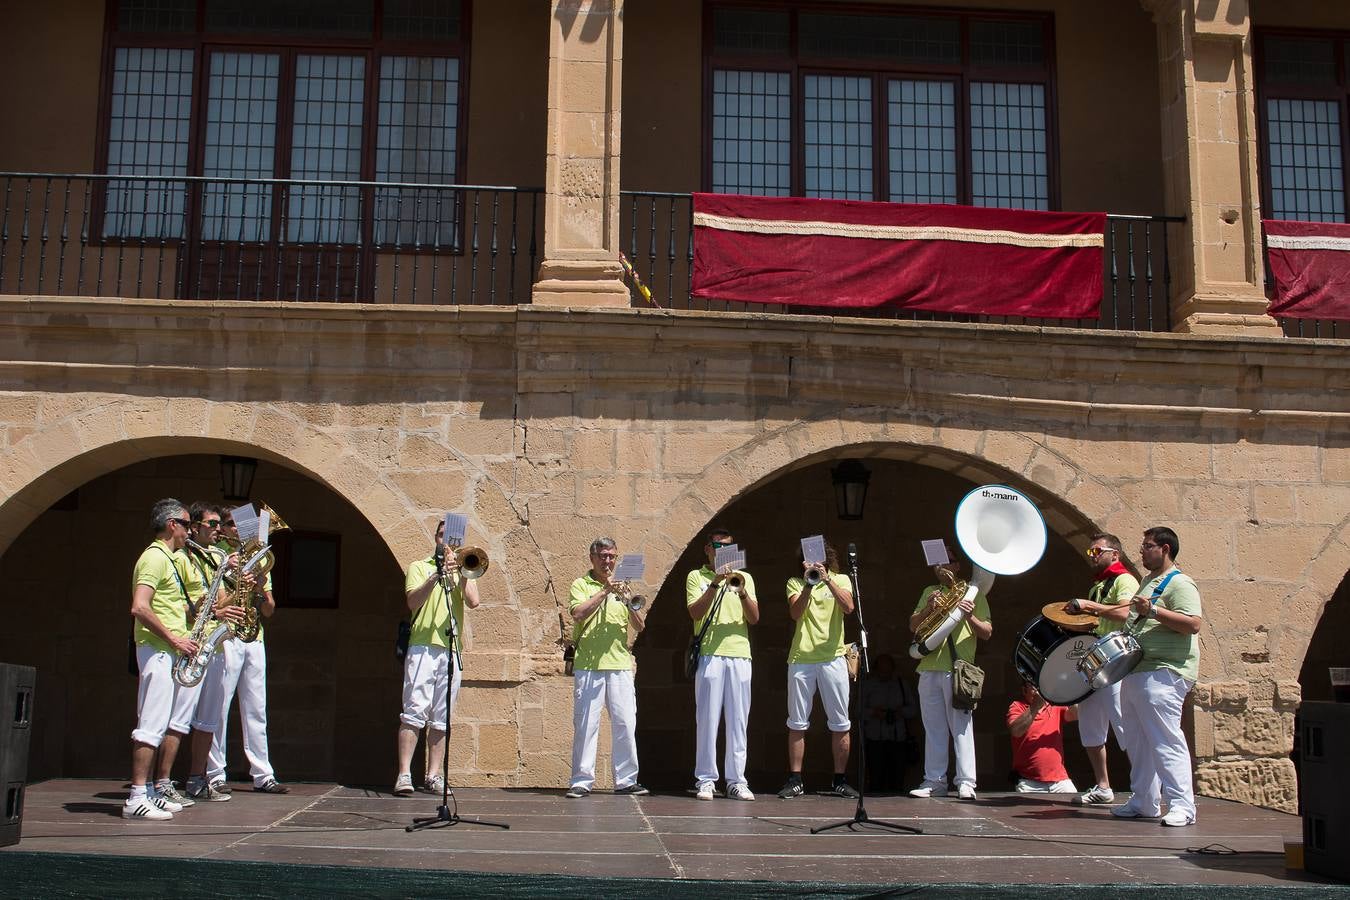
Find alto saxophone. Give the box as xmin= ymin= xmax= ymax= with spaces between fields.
xmin=173 ymin=542 xmax=232 ymax=687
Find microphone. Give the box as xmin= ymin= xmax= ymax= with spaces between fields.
xmin=847 ymin=543 xmax=858 ymax=565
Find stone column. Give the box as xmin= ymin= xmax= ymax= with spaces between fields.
xmin=532 ymin=0 xmax=629 ymax=308
xmin=1144 ymin=0 xmax=1279 ymax=334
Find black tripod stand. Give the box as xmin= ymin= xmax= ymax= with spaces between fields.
xmin=407 ymin=551 xmax=509 ymax=833
xmin=812 ymin=543 xmax=922 ymax=836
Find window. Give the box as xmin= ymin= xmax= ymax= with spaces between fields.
xmin=271 ymin=530 xmax=341 ymax=609
xmin=1257 ymin=32 xmax=1350 ymax=223
xmin=99 ymin=0 xmax=468 ymax=247
xmin=706 ymin=4 xmax=1056 ymax=209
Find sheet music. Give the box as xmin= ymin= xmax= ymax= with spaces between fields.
xmin=800 ymin=535 xmax=825 ymax=565
xmin=442 ymin=512 xmax=467 ymax=547
xmin=614 ymin=554 xmax=645 ymax=581
xmin=921 ymin=539 xmax=950 ymax=567
xmin=714 ymin=544 xmax=745 ymax=573
xmin=231 ymin=503 xmax=260 ymax=543
xmin=258 ymin=508 xmax=271 ymax=546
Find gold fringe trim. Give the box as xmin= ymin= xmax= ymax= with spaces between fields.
xmin=693 ymin=211 xmax=1104 ymax=249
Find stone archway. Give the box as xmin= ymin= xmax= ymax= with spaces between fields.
xmin=633 ymin=434 xmax=1134 ymax=795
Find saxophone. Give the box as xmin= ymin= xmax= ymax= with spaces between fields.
xmin=908 ymin=567 xmax=978 ymax=660
xmin=173 ymin=542 xmax=232 ymax=687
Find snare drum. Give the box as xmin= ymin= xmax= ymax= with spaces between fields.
xmin=1076 ymin=630 xmax=1142 ymax=692
xmin=1013 ymin=615 xmax=1096 ymax=705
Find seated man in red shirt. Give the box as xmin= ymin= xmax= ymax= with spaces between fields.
xmin=1007 ymin=683 xmax=1078 ymax=793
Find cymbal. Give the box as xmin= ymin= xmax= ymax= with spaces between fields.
xmin=1042 ymin=601 xmax=1098 ymax=633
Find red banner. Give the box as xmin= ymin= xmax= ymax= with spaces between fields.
xmin=692 ymin=194 xmax=1108 ymax=318
xmin=1264 ymin=219 xmax=1350 ymax=321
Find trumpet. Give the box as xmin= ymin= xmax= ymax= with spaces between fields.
xmin=613 ymin=582 xmax=647 ymax=612
xmin=451 ymin=545 xmax=490 ymax=580
xmin=804 ymin=564 xmax=828 ymax=586
xmin=725 ymin=572 xmax=745 ymax=591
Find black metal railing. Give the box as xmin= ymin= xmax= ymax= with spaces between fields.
xmin=621 ymin=191 xmax=1193 ymax=333
xmin=0 ymin=172 xmax=542 ymax=305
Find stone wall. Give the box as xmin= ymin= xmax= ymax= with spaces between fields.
xmin=0 ymin=297 xmax=1346 ymax=810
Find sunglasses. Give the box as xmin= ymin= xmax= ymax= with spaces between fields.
xmin=201 ymin=519 xmax=222 ymax=528
xmin=169 ymin=518 xmax=191 ymax=528
xmin=1085 ymin=547 xmax=1114 ymax=558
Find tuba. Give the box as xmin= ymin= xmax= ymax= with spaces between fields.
xmin=909 ymin=484 xmax=1047 ymax=660
xmin=229 ymin=502 xmax=290 ymax=643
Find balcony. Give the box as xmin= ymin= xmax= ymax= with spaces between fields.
xmin=1 ymin=172 xmax=1338 ymax=339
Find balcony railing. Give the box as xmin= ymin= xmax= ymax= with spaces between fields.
xmin=621 ymin=191 xmax=1190 ymax=332
xmin=0 ymin=172 xmax=542 ymax=305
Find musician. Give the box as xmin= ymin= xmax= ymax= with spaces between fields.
xmin=189 ymin=504 xmax=289 ymax=798
xmin=1007 ymin=683 xmax=1078 ymax=793
xmin=685 ymin=526 xmax=759 ymax=801
xmin=394 ymin=519 xmax=480 ymax=797
xmin=1113 ymin=527 xmax=1202 ymax=827
xmin=566 ymin=537 xmax=648 ymax=798
xmin=1063 ymin=533 xmax=1138 ymax=806
xmin=125 ymin=499 xmax=212 ymax=819
xmin=908 ymin=547 xmax=992 ymax=800
xmin=179 ymin=502 xmax=236 ymax=804
xmin=777 ymin=543 xmax=858 ymax=800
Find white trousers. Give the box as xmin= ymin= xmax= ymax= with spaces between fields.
xmin=694 ymin=655 xmax=752 ymax=788
xmin=1120 ymin=668 xmax=1195 ymax=819
xmin=571 ymin=669 xmax=639 ymax=791
xmin=785 ymin=657 xmax=851 ymax=732
xmin=401 ymin=644 xmax=461 ymax=732
xmin=1077 ymin=679 xmax=1127 ymax=749
xmin=200 ymin=640 xmax=276 ymax=786
xmin=917 ymin=670 xmax=977 ymax=789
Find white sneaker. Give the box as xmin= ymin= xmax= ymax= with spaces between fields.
xmin=957 ymin=783 xmax=977 ymax=800
xmin=908 ymin=781 xmax=948 ymax=799
xmin=124 ymin=797 xmax=172 ymax=820
xmin=1111 ymin=801 xmax=1160 ymax=819
xmin=1075 ymin=785 xmax=1115 ymax=805
xmin=1161 ymin=809 xmax=1195 ymax=827
xmin=727 ymin=784 xmax=755 ymax=801
xmin=393 ymin=773 xmax=415 ymax=796
xmin=150 ymin=793 xmax=183 ymax=813
xmin=695 ymin=782 xmax=715 ymax=801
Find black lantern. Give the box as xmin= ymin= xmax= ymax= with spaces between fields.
xmin=219 ymin=455 xmax=257 ymax=502
xmin=831 ymin=460 xmax=870 ymax=520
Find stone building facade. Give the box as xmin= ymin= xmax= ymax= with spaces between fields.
xmin=0 ymin=0 xmax=1346 ymax=811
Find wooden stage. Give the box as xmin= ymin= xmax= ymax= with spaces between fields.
xmin=3 ymin=779 xmax=1344 ymax=894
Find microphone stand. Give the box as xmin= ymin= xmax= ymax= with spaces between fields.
xmin=407 ymin=550 xmax=509 ymax=833
xmin=812 ymin=544 xmax=922 ymax=836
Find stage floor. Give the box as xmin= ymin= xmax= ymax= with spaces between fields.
xmin=3 ymin=779 xmax=1341 ymax=891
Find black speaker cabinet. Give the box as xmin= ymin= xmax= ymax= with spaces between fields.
xmin=0 ymin=663 xmax=35 ymax=848
xmin=1301 ymin=701 xmax=1350 ymax=882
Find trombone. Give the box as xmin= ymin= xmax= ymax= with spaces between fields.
xmin=450 ymin=545 xmax=490 ymax=580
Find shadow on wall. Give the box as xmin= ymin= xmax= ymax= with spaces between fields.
xmin=0 ymin=454 xmax=405 ymax=786
xmin=634 ymin=457 xmax=1136 ymax=794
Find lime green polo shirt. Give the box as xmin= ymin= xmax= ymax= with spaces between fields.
xmin=569 ymin=572 xmax=633 ymax=671
xmin=1089 ymin=570 xmax=1140 ymax=638
xmin=686 ymin=566 xmax=754 ymax=659
xmin=406 ymin=557 xmax=466 ymax=652
xmin=785 ymin=572 xmax=851 ymax=664
xmin=132 ymin=540 xmax=204 ymax=652
xmin=1134 ymin=568 xmax=1202 ymax=682
xmin=913 ymin=583 xmax=991 ymax=673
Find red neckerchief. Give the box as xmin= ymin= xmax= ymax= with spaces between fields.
xmin=1094 ymin=560 xmax=1129 ymax=582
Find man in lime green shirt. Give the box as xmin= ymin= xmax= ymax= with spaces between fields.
xmin=909 ymin=548 xmax=992 ymax=800
xmin=776 ymin=542 xmax=858 ymax=800
xmin=1066 ymin=532 xmax=1139 ymax=806
xmin=1114 ymin=526 xmax=1203 ymax=828
xmin=686 ymin=526 xmax=759 ymax=801
xmin=566 ymin=537 xmax=648 ymax=798
xmin=394 ymin=518 xmax=481 ymax=797
xmin=126 ymin=498 xmax=212 ymax=820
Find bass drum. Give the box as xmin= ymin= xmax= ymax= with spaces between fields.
xmin=1013 ymin=615 xmax=1096 ymax=706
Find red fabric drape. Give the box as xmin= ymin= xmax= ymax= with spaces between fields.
xmin=1264 ymin=219 xmax=1350 ymax=321
xmin=692 ymin=193 xmax=1108 ymax=318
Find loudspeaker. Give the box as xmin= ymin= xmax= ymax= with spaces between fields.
xmin=0 ymin=663 xmax=35 ymax=848
xmin=1301 ymin=701 xmax=1350 ymax=882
